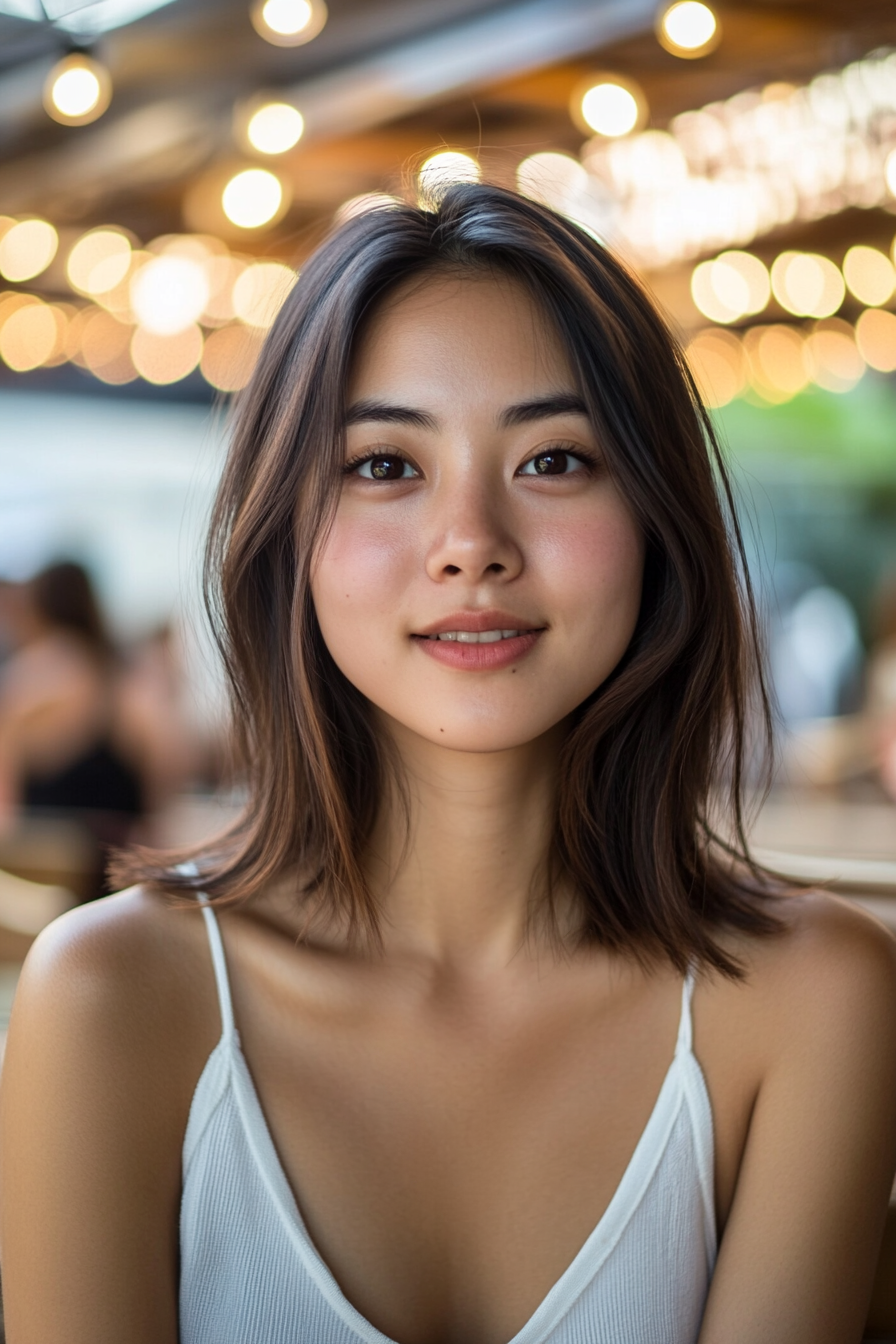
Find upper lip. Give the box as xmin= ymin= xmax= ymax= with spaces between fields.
xmin=415 ymin=610 xmax=544 ymax=636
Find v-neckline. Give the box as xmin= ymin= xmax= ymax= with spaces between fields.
xmin=215 ymin=1031 xmax=691 ymax=1344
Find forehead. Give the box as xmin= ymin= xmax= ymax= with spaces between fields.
xmin=347 ymin=270 xmax=576 ymax=403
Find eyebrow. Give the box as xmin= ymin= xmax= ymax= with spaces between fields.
xmin=344 ymin=392 xmax=589 ymax=431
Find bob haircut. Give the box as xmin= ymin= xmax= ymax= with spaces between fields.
xmin=116 ymin=182 xmax=780 ymax=976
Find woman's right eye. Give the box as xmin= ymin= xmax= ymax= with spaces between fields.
xmin=349 ymin=454 xmax=418 ymax=481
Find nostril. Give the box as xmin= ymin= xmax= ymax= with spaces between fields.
xmin=444 ymin=565 xmax=461 ymax=575
xmin=486 ymin=563 xmax=505 ymax=574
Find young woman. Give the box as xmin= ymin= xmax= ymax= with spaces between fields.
xmin=2 ymin=184 xmax=895 ymax=1344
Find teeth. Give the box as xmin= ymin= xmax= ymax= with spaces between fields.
xmin=433 ymin=629 xmax=522 ymax=643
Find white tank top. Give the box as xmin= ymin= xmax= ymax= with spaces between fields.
xmin=180 ymin=901 xmax=717 ymax=1343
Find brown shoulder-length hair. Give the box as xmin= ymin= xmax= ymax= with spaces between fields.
xmin=115 ymin=182 xmax=781 ymax=974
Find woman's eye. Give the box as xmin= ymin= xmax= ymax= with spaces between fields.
xmin=352 ymin=455 xmax=417 ymax=481
xmin=519 ymin=449 xmax=588 ymax=477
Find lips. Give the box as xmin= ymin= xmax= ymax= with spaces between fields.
xmin=412 ymin=611 xmax=544 ymax=671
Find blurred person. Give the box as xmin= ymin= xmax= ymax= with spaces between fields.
xmin=0 ymin=561 xmax=144 ymax=897
xmin=3 ymin=186 xmax=896 ymax=1344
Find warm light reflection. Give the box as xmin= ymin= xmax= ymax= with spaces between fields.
xmin=685 ymin=328 xmax=746 ymax=407
xmin=66 ymin=229 xmax=132 ymax=295
xmin=579 ymin=81 xmax=641 ymax=137
xmin=222 ymin=168 xmax=285 ymax=228
xmin=0 ymin=220 xmax=59 ymax=282
xmin=251 ymin=0 xmax=327 ymax=46
xmin=200 ymin=324 xmax=265 ymax=390
xmin=657 ymin=2 xmax=719 ymax=58
xmin=131 ymin=324 xmax=203 ymax=384
xmin=232 ymin=262 xmax=295 ymax=328
xmin=131 ymin=254 xmax=210 ymax=334
xmin=247 ymin=102 xmax=304 ymax=155
xmin=804 ymin=319 xmax=864 ymax=392
xmin=855 ymin=308 xmax=896 ymax=373
xmin=418 ymin=152 xmax=481 ymax=204
xmin=770 ymin=252 xmax=845 ymax=319
xmin=44 ymin=53 xmax=112 ymax=126
xmin=842 ymin=245 xmax=896 ymax=307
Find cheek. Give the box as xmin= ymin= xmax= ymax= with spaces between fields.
xmin=538 ymin=503 xmax=645 ymax=632
xmin=312 ymin=508 xmax=415 ymax=645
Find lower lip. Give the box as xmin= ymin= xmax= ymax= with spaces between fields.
xmin=413 ymin=631 xmax=542 ymax=671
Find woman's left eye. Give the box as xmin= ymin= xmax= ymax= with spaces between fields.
xmin=518 ymin=449 xmax=590 ymax=477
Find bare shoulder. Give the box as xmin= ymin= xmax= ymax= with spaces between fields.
xmin=737 ymin=890 xmax=896 ymax=1036
xmin=9 ymin=884 xmax=218 ymax=1098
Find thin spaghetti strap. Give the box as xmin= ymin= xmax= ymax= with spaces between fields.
xmin=675 ymin=966 xmax=696 ymax=1055
xmin=197 ymin=895 xmax=236 ymax=1039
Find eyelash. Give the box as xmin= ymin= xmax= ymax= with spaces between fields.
xmin=342 ymin=443 xmax=600 ymax=479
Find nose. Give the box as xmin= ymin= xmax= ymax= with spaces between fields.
xmin=423 ymin=479 xmax=524 ymax=585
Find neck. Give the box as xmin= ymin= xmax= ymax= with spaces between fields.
xmin=364 ymin=717 xmax=574 ymax=968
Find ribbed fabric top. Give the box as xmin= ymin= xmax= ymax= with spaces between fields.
xmin=180 ymin=901 xmax=717 ymax=1344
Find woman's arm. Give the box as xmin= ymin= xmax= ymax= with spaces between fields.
xmin=700 ymin=896 xmax=896 ymax=1344
xmin=0 ymin=891 xmax=207 ymax=1344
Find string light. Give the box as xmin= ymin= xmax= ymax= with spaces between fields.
xmin=66 ymin=229 xmax=132 ymax=295
xmin=44 ymin=53 xmax=112 ymax=126
xmin=770 ymin=252 xmax=845 ymax=319
xmin=250 ymin=0 xmax=327 ymax=47
xmin=231 ymin=262 xmax=295 ymax=328
xmin=200 ymin=324 xmax=265 ymax=390
xmin=130 ymin=255 xmax=210 ymax=334
xmin=842 ymin=246 xmax=896 ymax=307
xmin=417 ymin=152 xmax=481 ymax=205
xmin=656 ymin=2 xmax=720 ymax=58
xmin=855 ymin=308 xmax=896 ymax=373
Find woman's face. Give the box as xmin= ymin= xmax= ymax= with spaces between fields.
xmin=311 ymin=272 xmax=645 ymax=754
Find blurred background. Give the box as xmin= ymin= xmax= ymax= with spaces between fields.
xmin=1 ymin=0 xmax=896 ymax=996
xmin=1 ymin=0 xmax=896 ymax=1329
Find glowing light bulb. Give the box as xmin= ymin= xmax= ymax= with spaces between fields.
xmin=222 ymin=168 xmax=285 ymax=229
xmin=579 ymin=81 xmax=642 ymax=138
xmin=44 ymin=54 xmax=111 ymax=126
xmin=657 ymin=2 xmax=720 ymax=58
xmin=247 ymin=102 xmax=304 ymax=155
xmin=250 ymin=0 xmax=327 ymax=46
xmin=131 ymin=255 xmax=210 ymax=335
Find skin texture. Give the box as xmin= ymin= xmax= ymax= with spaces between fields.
xmin=2 ymin=275 xmax=896 ymax=1344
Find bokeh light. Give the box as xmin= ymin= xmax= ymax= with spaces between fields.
xmin=855 ymin=307 xmax=896 ymax=373
xmin=66 ymin=229 xmax=133 ymax=296
xmin=691 ymin=251 xmax=770 ymax=323
xmin=842 ymin=245 xmax=896 ymax=307
xmin=232 ymin=262 xmax=295 ymax=328
xmin=685 ymin=328 xmax=746 ymax=407
xmin=579 ymin=80 xmax=642 ymax=137
xmin=0 ymin=220 xmax=59 ymax=283
xmin=743 ymin=324 xmax=809 ymax=402
xmin=131 ymin=324 xmax=203 ymax=384
xmin=333 ymin=194 xmax=402 ymax=225
xmin=418 ymin=152 xmax=481 ymax=204
xmin=516 ymin=152 xmax=589 ymax=213
xmin=0 ymin=300 xmax=57 ymax=371
xmin=200 ymin=324 xmax=265 ymax=390
xmin=250 ymin=0 xmax=327 ymax=46
xmin=804 ymin=319 xmax=865 ymax=392
xmin=770 ymin=252 xmax=845 ymax=318
xmin=657 ymin=2 xmax=719 ymax=58
xmin=222 ymin=168 xmax=285 ymax=228
xmin=43 ymin=53 xmax=112 ymax=126
xmin=247 ymin=102 xmax=304 ymax=155
xmin=886 ymin=149 xmax=896 ymax=198
xmin=131 ymin=254 xmax=210 ymax=335
xmin=78 ymin=309 xmax=136 ymax=383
